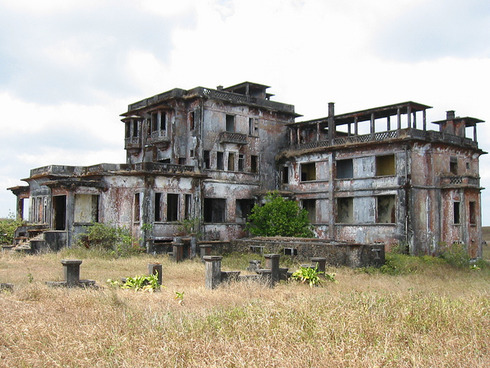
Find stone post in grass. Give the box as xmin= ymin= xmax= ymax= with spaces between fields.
xmin=204 ymin=255 xmax=223 ymax=289
xmin=148 ymin=263 xmax=162 ymax=285
xmin=311 ymin=257 xmax=327 ymax=276
xmin=264 ymin=254 xmax=280 ymax=285
xmin=61 ymin=259 xmax=82 ymax=286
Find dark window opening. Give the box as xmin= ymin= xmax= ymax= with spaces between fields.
xmin=450 ymin=157 xmax=458 ymax=175
xmin=134 ymin=193 xmax=141 ymax=222
xmin=249 ymin=118 xmax=254 ymax=135
xmin=204 ymin=150 xmax=210 ymax=169
xmin=238 ymin=154 xmax=244 ymax=171
xmin=377 ymin=195 xmax=396 ymax=223
xmin=251 ymin=155 xmax=258 ymax=173
xmin=376 ymin=154 xmax=395 ymax=176
xmin=284 ymin=248 xmax=298 ymax=256
xmin=337 ymin=197 xmax=353 ymax=223
xmin=133 ymin=120 xmax=138 ymax=137
xmin=190 ymin=149 xmax=194 ymax=158
xmin=189 ymin=111 xmax=195 ymax=131
xmin=282 ymin=166 xmax=289 ymax=184
xmin=184 ymin=194 xmax=192 ymax=220
xmin=155 ymin=193 xmax=162 ymax=222
xmin=469 ymin=201 xmax=476 ymax=225
xmin=178 ymin=157 xmax=186 ymax=165
xmin=337 ymin=159 xmax=353 ymax=179
xmin=226 ymin=114 xmax=235 ymax=132
xmin=151 ymin=112 xmax=158 ymax=132
xmin=204 ymin=198 xmax=226 ymax=223
xmin=53 ymin=195 xmax=66 ymax=230
xmin=301 ymin=163 xmax=316 ymax=181
xmin=236 ymin=199 xmax=254 ymax=223
xmin=167 ymin=194 xmax=179 ymax=222
xmin=125 ymin=122 xmax=130 ymax=138
xmin=453 ymin=201 xmax=460 ymax=224
xmin=302 ymin=199 xmax=316 ymax=223
xmin=217 ymin=152 xmax=224 ymax=170
xmin=250 ymin=245 xmax=264 ymax=254
xmin=228 ymin=152 xmax=235 ymax=171
xmin=160 ymin=112 xmax=166 ymax=131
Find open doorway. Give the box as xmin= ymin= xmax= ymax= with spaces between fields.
xmin=53 ymin=195 xmax=66 ymax=230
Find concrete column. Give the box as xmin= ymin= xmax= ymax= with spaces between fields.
xmin=173 ymin=237 xmax=184 ymax=262
xmin=264 ymin=254 xmax=280 ymax=284
xmin=311 ymin=257 xmax=326 ymax=276
xmin=148 ymin=263 xmax=162 ymax=285
xmin=199 ymin=244 xmax=213 ymax=260
xmin=61 ymin=259 xmax=82 ymax=286
xmin=204 ymin=255 xmax=223 ymax=289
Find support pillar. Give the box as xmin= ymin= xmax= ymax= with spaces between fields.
xmin=172 ymin=237 xmax=184 ymax=262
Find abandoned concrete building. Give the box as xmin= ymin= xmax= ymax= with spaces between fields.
xmin=8 ymin=82 xmax=485 ymax=258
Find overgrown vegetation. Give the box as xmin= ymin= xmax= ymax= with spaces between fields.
xmin=107 ymin=273 xmax=160 ymax=292
xmin=0 ymin=251 xmax=488 ymax=367
xmin=246 ymin=191 xmax=314 ymax=237
xmin=0 ymin=213 xmax=23 ymax=245
xmin=77 ymin=222 xmax=143 ymax=257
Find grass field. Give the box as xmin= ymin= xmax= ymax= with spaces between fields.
xmin=0 ymin=248 xmax=488 ymax=368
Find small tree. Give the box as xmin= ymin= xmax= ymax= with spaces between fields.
xmin=0 ymin=213 xmax=24 ymax=245
xmin=246 ymin=191 xmax=314 ymax=237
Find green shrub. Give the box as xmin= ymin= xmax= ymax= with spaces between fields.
xmin=77 ymin=223 xmax=142 ymax=257
xmin=440 ymin=242 xmax=470 ymax=269
xmin=0 ymin=214 xmax=23 ymax=245
xmin=246 ymin=191 xmax=314 ymax=238
xmin=107 ymin=273 xmax=160 ymax=292
xmin=291 ymin=266 xmax=336 ymax=287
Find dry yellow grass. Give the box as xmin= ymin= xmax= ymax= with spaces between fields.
xmin=0 ymin=251 xmax=489 ymax=367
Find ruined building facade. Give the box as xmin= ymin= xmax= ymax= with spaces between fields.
xmin=9 ymin=82 xmax=485 ymax=257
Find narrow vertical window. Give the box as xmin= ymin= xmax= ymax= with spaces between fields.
xmin=450 ymin=157 xmax=458 ymax=175
xmin=217 ymin=152 xmax=224 ymax=170
xmin=160 ymin=112 xmax=167 ymax=131
xmin=469 ymin=201 xmax=476 ymax=225
xmin=154 ymin=193 xmax=162 ymax=222
xmin=251 ymin=155 xmax=258 ymax=173
xmin=226 ymin=114 xmax=235 ymax=132
xmin=238 ymin=154 xmax=244 ymax=171
xmin=189 ymin=111 xmax=195 ymax=131
xmin=184 ymin=194 xmax=192 ymax=220
xmin=204 ymin=150 xmax=210 ymax=169
xmin=248 ymin=118 xmax=254 ymax=135
xmin=282 ymin=166 xmax=289 ymax=184
xmin=133 ymin=119 xmax=138 ymax=137
xmin=167 ymin=194 xmax=179 ymax=222
xmin=453 ymin=201 xmax=460 ymax=224
xmin=228 ymin=152 xmax=235 ymax=171
xmin=134 ymin=193 xmax=140 ymax=222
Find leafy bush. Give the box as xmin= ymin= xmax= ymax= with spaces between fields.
xmin=107 ymin=273 xmax=160 ymax=292
xmin=246 ymin=191 xmax=314 ymax=238
xmin=77 ymin=223 xmax=142 ymax=257
xmin=0 ymin=214 xmax=23 ymax=245
xmin=291 ymin=266 xmax=337 ymax=287
xmin=440 ymin=242 xmax=470 ymax=269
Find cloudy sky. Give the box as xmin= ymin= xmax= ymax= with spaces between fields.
xmin=1 ymin=0 xmax=490 ymax=223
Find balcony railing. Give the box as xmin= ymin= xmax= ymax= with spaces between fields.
xmin=133 ymin=162 xmax=195 ymax=174
xmin=440 ymin=176 xmax=480 ymax=188
xmin=124 ymin=137 xmax=141 ymax=150
xmin=219 ymin=131 xmax=248 ymax=145
xmin=147 ymin=131 xmax=171 ymax=148
xmin=289 ymin=128 xmax=479 ymax=151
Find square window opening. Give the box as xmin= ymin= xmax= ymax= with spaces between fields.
xmin=337 ymin=159 xmax=353 ymax=179
xmin=376 ymin=155 xmax=395 ymax=176
xmin=301 ymin=163 xmax=316 ymax=181
xmin=337 ymin=197 xmax=353 ymax=223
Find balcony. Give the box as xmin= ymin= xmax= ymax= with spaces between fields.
xmin=219 ymin=131 xmax=248 ymax=145
xmin=287 ymin=128 xmax=479 ymax=152
xmin=440 ymin=176 xmax=480 ymax=188
xmin=147 ymin=131 xmax=171 ymax=149
xmin=124 ymin=137 xmax=141 ymax=150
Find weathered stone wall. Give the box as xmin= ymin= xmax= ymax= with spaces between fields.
xmin=228 ymin=238 xmax=385 ymax=268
